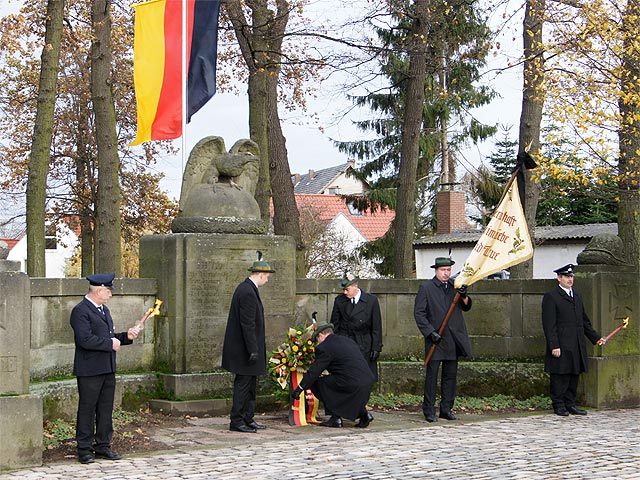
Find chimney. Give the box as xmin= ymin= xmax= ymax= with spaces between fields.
xmin=292 ymin=173 xmax=301 ymax=185
xmin=308 ymin=169 xmax=315 ymax=180
xmin=436 ymin=190 xmax=468 ymax=234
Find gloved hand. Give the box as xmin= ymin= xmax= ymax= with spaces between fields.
xmin=369 ymin=350 xmax=380 ymax=361
xmin=456 ymin=285 xmax=468 ymax=298
xmin=248 ymin=352 xmax=258 ymax=365
xmin=429 ymin=331 xmax=442 ymax=345
xmin=292 ymin=385 xmax=304 ymax=400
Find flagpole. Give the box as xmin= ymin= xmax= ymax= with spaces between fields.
xmin=181 ymin=0 xmax=188 ymax=174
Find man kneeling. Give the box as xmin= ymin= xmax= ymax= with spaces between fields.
xmin=292 ymin=323 xmax=375 ymax=428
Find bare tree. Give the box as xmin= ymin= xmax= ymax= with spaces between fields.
xmin=26 ymin=0 xmax=65 ymax=276
xmin=91 ymin=0 xmax=121 ymax=274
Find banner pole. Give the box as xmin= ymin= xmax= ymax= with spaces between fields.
xmin=181 ymin=0 xmax=188 ymax=173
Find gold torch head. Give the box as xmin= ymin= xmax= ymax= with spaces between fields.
xmin=623 ymin=317 xmax=629 ymax=328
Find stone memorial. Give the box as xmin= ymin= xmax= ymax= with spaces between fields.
xmin=140 ymin=137 xmax=296 ymax=383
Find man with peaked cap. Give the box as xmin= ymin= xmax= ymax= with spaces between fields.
xmin=292 ymin=323 xmax=375 ymax=428
xmin=414 ymin=256 xmax=472 ymax=423
xmin=70 ymin=273 xmax=142 ymax=464
xmin=330 ymin=271 xmax=383 ymax=379
xmin=222 ymin=251 xmax=275 ymax=433
xmin=542 ymin=263 xmax=607 ymax=416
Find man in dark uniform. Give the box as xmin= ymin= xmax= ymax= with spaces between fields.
xmin=70 ymin=273 xmax=142 ymax=464
xmin=222 ymin=252 xmax=275 ymax=433
xmin=330 ymin=271 xmax=383 ymax=379
xmin=293 ymin=323 xmax=375 ymax=428
xmin=414 ymin=257 xmax=472 ymax=423
xmin=542 ymin=264 xmax=606 ymax=416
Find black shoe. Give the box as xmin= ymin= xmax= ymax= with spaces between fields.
xmin=78 ymin=453 xmax=95 ymax=464
xmin=246 ymin=421 xmax=267 ymax=430
xmin=320 ymin=416 xmax=342 ymax=428
xmin=94 ymin=449 xmax=121 ymax=460
xmin=424 ymin=414 xmax=438 ymax=423
xmin=367 ymin=412 xmax=374 ymax=422
xmin=554 ymin=408 xmax=570 ymax=417
xmin=355 ymin=414 xmax=370 ymax=428
xmin=439 ymin=411 xmax=458 ymax=421
xmin=230 ymin=424 xmax=257 ymax=433
xmin=567 ymin=406 xmax=587 ymax=415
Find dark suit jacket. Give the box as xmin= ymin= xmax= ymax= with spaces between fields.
xmin=70 ymin=297 xmax=132 ymax=377
xmin=221 ymin=278 xmax=267 ymax=376
xmin=331 ymin=290 xmax=383 ymax=360
xmin=542 ymin=286 xmax=601 ymax=374
xmin=414 ymin=277 xmax=472 ymax=361
xmin=300 ymin=333 xmax=374 ymax=420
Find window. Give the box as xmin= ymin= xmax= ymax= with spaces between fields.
xmin=347 ymin=203 xmax=362 ymax=216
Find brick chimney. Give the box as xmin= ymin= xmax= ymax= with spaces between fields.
xmin=308 ymin=169 xmax=315 ymax=180
xmin=436 ymin=190 xmax=468 ymax=234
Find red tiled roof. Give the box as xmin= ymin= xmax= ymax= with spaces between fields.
xmin=294 ymin=194 xmax=394 ymax=241
xmin=0 ymin=237 xmax=20 ymax=249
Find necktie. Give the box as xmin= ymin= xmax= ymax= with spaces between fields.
xmin=569 ymin=290 xmax=573 ymax=298
xmin=97 ymin=305 xmax=104 ymax=315
xmin=442 ymin=282 xmax=448 ymax=290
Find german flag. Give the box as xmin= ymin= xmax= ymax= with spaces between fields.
xmin=131 ymin=0 xmax=220 ymax=146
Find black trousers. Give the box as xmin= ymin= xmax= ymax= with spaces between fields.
xmin=549 ymin=373 xmax=580 ymax=411
xmin=230 ymin=374 xmax=257 ymax=427
xmin=76 ymin=373 xmax=116 ymax=454
xmin=423 ymin=359 xmax=458 ymax=416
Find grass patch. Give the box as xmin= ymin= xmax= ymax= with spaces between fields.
xmin=369 ymin=393 xmax=552 ymax=414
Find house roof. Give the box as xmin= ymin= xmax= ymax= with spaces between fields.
xmin=296 ymin=194 xmax=395 ymax=242
xmin=0 ymin=237 xmax=21 ymax=250
xmin=413 ymin=223 xmax=618 ymax=247
xmin=293 ymin=162 xmax=363 ymax=194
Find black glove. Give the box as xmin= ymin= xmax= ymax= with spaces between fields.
xmin=369 ymin=350 xmax=380 ymax=361
xmin=457 ymin=285 xmax=468 ymax=298
xmin=292 ymin=385 xmax=304 ymax=400
xmin=429 ymin=331 xmax=442 ymax=345
xmin=248 ymin=352 xmax=258 ymax=365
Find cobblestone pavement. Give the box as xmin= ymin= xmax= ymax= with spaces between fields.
xmin=2 ymin=408 xmax=639 ymax=479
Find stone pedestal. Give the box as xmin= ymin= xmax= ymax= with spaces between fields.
xmin=578 ymin=270 xmax=640 ymax=407
xmin=0 ymin=272 xmax=43 ymax=470
xmin=139 ymin=233 xmax=296 ymax=374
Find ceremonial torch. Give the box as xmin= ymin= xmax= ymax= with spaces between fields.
xmin=603 ymin=317 xmax=629 ymax=343
xmin=136 ymin=299 xmax=163 ymax=330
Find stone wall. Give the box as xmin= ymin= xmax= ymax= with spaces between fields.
xmin=29 ymin=278 xmax=158 ymax=380
xmin=294 ymin=277 xmax=556 ymax=361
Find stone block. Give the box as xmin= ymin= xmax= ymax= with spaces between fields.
xmin=159 ymin=372 xmax=234 ymax=400
xmin=0 ymin=395 xmax=42 ymax=471
xmin=581 ymin=355 xmax=640 ymax=408
xmin=140 ymin=233 xmax=296 ymax=373
xmin=0 ymin=272 xmax=30 ymax=395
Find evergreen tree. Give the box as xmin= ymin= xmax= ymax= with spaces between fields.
xmin=335 ymin=0 xmax=496 ymax=276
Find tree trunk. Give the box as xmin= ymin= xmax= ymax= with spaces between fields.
xmin=91 ymin=0 xmax=121 ymax=275
xmin=512 ymin=0 xmax=545 ymax=280
xmin=617 ymin=0 xmax=640 ymax=268
xmin=26 ymin=0 xmax=65 ymax=277
xmin=248 ymin=3 xmax=271 ymax=228
xmin=393 ymin=0 xmax=428 ymax=279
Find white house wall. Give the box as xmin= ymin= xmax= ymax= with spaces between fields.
xmin=415 ymin=241 xmax=590 ymax=280
xmin=325 ymin=173 xmax=366 ymax=195
xmin=7 ymin=224 xmax=78 ymax=278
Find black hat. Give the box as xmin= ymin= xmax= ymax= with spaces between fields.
xmin=431 ymin=257 xmax=455 ymax=268
xmin=87 ymin=273 xmax=115 ymax=288
xmin=339 ymin=271 xmax=359 ymax=289
xmin=248 ymin=250 xmax=276 ymax=273
xmin=311 ymin=323 xmax=334 ymax=342
xmin=553 ymin=264 xmax=575 ymax=276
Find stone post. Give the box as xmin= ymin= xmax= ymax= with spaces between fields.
xmin=0 ymin=264 xmax=43 ymax=470
xmin=577 ymin=266 xmax=640 ymax=408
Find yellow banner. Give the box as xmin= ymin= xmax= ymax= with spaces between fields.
xmin=454 ymin=180 xmax=533 ymax=288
